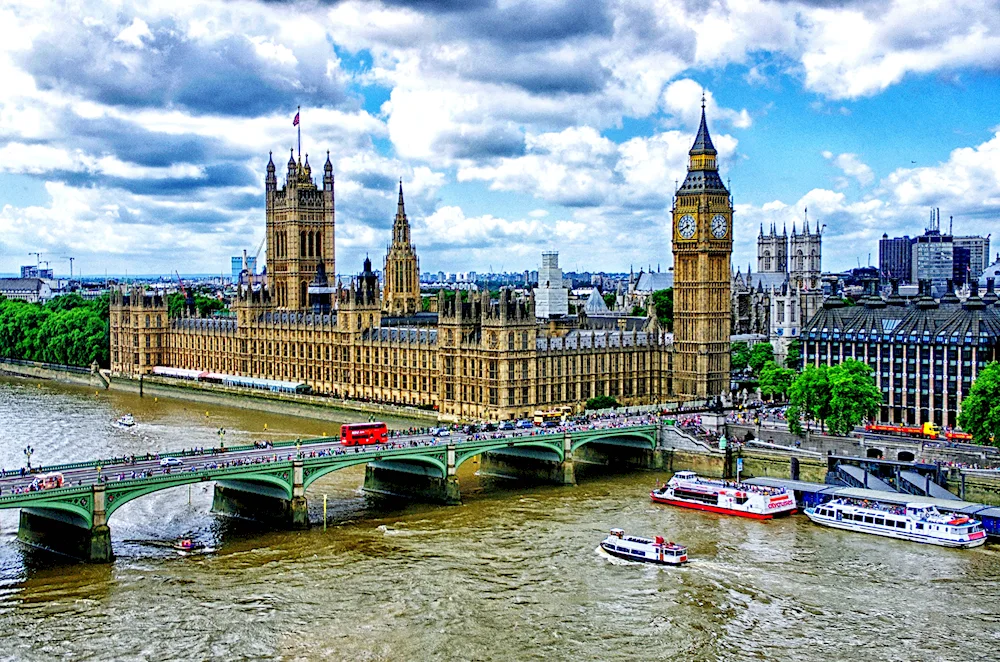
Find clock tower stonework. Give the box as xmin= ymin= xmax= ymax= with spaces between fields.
xmin=671 ymin=101 xmax=733 ymax=399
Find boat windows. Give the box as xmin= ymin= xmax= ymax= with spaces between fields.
xmin=874 ymin=518 xmax=885 ymax=527
xmin=673 ymin=488 xmax=719 ymax=505
xmin=915 ymin=523 xmax=924 ymax=530
xmin=864 ymin=516 xmax=875 ymax=524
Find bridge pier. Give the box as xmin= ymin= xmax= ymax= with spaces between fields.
xmin=479 ymin=435 xmax=575 ymax=486
xmin=212 ymin=462 xmax=309 ymax=529
xmin=363 ymin=445 xmax=461 ymax=505
xmin=17 ymin=486 xmax=113 ymax=563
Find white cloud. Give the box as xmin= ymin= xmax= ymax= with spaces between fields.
xmin=824 ymin=151 xmax=875 ymax=187
xmin=661 ymin=79 xmax=752 ymax=129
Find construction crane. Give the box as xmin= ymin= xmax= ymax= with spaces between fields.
xmin=174 ymin=270 xmax=188 ymax=297
xmin=61 ymin=256 xmax=75 ymax=279
xmin=28 ymin=252 xmax=42 ymax=266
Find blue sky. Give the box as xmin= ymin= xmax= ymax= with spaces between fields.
xmin=1 ymin=0 xmax=999 ymax=278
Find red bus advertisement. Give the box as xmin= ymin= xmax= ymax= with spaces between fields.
xmin=340 ymin=422 xmax=388 ymax=446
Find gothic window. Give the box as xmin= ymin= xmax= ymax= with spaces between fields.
xmin=763 ymin=250 xmax=771 ymax=271
xmin=307 ymin=232 xmax=314 ymax=257
xmin=300 ymin=281 xmax=307 ymax=307
xmin=795 ymin=250 xmax=804 ymax=271
xmin=317 ymin=231 xmax=323 ymax=256
xmin=521 ymin=331 xmax=528 ymax=349
xmin=300 ymin=232 xmax=306 ymax=257
xmin=508 ymin=332 xmax=515 ymax=350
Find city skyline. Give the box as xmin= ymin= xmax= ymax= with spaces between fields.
xmin=1 ymin=1 xmax=1000 ymax=278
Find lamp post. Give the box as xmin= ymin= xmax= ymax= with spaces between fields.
xmin=23 ymin=445 xmax=34 ymax=470
xmin=218 ymin=427 xmax=226 ymax=450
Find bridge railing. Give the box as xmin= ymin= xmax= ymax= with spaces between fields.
xmin=2 ymin=436 xmax=339 ymax=477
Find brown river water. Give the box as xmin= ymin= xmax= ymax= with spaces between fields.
xmin=0 ymin=375 xmax=997 ymax=661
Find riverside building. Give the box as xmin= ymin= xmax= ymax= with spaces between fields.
xmin=110 ymin=116 xmax=734 ymax=419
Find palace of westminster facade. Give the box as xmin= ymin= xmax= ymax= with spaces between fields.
xmin=111 ymin=113 xmax=736 ymax=420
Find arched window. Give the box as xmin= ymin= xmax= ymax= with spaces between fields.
xmin=307 ymin=232 xmax=314 ymax=257
xmin=300 ymin=232 xmax=306 ymax=257
xmin=300 ymin=281 xmax=307 ymax=307
xmin=795 ymin=250 xmax=804 ymax=271
xmin=763 ymin=249 xmax=771 ymax=271
xmin=316 ymin=231 xmax=323 ymax=257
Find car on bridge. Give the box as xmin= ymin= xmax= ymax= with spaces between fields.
xmin=498 ymin=421 xmax=515 ymax=431
xmin=431 ymin=428 xmax=451 ymax=438
xmin=516 ymin=419 xmax=533 ymax=429
xmin=159 ymin=457 xmax=184 ymax=468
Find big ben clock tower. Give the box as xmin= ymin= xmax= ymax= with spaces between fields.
xmin=671 ymin=98 xmax=733 ymax=399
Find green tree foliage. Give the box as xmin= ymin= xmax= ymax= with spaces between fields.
xmin=630 ymin=305 xmax=646 ymax=317
xmin=758 ymin=361 xmax=795 ymax=400
xmin=649 ymin=288 xmax=673 ymax=331
xmin=0 ymin=293 xmax=110 ymax=368
xmin=602 ymin=292 xmax=616 ymax=310
xmin=825 ymin=359 xmax=882 ymax=436
xmin=785 ymin=339 xmax=802 ymax=369
xmin=958 ymin=362 xmax=1000 ymax=446
xmin=748 ymin=342 xmax=774 ymax=375
xmin=785 ymin=404 xmax=804 ymax=436
xmin=167 ymin=292 xmax=227 ymax=318
xmin=788 ymin=365 xmax=832 ymax=432
xmin=585 ymin=395 xmax=619 ymax=410
xmin=731 ymin=341 xmax=751 ymax=371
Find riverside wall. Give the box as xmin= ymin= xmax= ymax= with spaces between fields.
xmin=0 ymin=359 xmax=437 ymax=424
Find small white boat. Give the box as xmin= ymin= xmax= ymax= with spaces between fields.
xmin=115 ymin=413 xmax=136 ymax=428
xmin=651 ymin=471 xmax=797 ymax=519
xmin=804 ymin=499 xmax=987 ymax=548
xmin=600 ymin=528 xmax=688 ymax=565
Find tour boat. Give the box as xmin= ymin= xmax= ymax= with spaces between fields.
xmin=115 ymin=413 xmax=136 ymax=428
xmin=650 ymin=471 xmax=797 ymax=519
xmin=600 ymin=529 xmax=688 ymax=565
xmin=804 ymin=499 xmax=987 ymax=548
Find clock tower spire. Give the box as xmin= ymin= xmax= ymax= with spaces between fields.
xmin=671 ymin=100 xmax=733 ymax=399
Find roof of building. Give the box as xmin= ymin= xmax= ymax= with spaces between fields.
xmin=634 ymin=271 xmax=673 ymax=292
xmin=802 ymin=289 xmax=1000 ymax=345
xmin=0 ymin=278 xmax=47 ymax=292
xmin=583 ymin=288 xmax=609 ymax=314
xmin=691 ymin=104 xmax=716 ymax=153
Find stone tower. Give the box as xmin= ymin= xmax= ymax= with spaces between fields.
xmin=382 ymin=181 xmax=421 ymax=316
xmin=265 ymin=148 xmax=335 ymax=310
xmin=671 ymin=100 xmax=733 ymax=399
xmin=790 ymin=210 xmax=823 ymax=323
xmin=757 ymin=223 xmax=787 ymax=273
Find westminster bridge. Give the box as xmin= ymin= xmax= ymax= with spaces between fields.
xmin=0 ymin=417 xmax=707 ymax=563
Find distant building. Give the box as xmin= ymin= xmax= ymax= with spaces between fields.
xmin=802 ymin=278 xmax=1000 ymax=427
xmin=534 ymin=251 xmax=568 ymax=318
xmin=231 ymin=255 xmax=258 ymax=284
xmin=953 ymin=235 xmax=990 ymax=282
xmin=0 ymin=278 xmax=53 ymax=303
xmin=879 ymin=234 xmax=912 ymax=284
xmin=20 ymin=265 xmax=54 ymax=279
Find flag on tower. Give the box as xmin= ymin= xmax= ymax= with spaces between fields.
xmin=293 ymin=111 xmax=300 ymax=126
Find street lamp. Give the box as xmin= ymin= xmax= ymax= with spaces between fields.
xmin=218 ymin=427 xmax=226 ymax=450
xmin=23 ymin=445 xmax=34 ymax=470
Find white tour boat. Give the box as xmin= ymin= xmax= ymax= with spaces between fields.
xmin=115 ymin=413 xmax=136 ymax=428
xmin=804 ymin=499 xmax=987 ymax=548
xmin=599 ymin=529 xmax=688 ymax=566
xmin=651 ymin=471 xmax=797 ymax=519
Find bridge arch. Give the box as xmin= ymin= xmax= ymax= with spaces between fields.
xmin=866 ymin=448 xmax=884 ymax=459
xmin=105 ymin=471 xmax=295 ymax=521
xmin=0 ymin=496 xmax=94 ymax=528
xmin=897 ymin=450 xmax=916 ymax=462
xmin=454 ymin=440 xmax=563 ymax=471
xmin=570 ymin=429 xmax=657 ymax=454
xmin=302 ymin=453 xmax=447 ymax=491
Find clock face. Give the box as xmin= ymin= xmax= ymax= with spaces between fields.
xmin=677 ymin=214 xmax=696 ymax=239
xmin=711 ymin=214 xmax=728 ymax=238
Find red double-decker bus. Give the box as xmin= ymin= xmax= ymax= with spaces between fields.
xmin=340 ymin=422 xmax=388 ymax=446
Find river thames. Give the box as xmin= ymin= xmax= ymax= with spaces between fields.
xmin=0 ymin=376 xmax=997 ymax=661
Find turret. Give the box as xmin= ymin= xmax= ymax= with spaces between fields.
xmin=266 ymin=151 xmax=276 ymax=193
xmin=323 ymin=151 xmax=333 ymax=192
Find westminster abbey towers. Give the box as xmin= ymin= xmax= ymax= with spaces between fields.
xmin=671 ymin=102 xmax=733 ymax=398
xmin=265 ymin=150 xmax=335 ymax=310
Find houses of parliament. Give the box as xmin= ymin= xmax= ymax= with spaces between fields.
xmin=110 ymin=110 xmax=734 ymax=420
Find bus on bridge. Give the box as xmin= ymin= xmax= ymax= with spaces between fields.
xmin=340 ymin=422 xmax=388 ymax=446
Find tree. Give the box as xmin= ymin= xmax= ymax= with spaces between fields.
xmin=758 ymin=361 xmax=795 ymax=400
xmin=585 ymin=395 xmax=619 ymax=410
xmin=748 ymin=342 xmax=774 ymax=375
xmin=788 ymin=365 xmax=832 ymax=432
xmin=630 ymin=305 xmax=646 ymax=317
xmin=649 ymin=288 xmax=673 ymax=331
xmin=785 ymin=339 xmax=802 ymax=369
xmin=602 ymin=292 xmax=616 ymax=310
xmin=785 ymin=404 xmax=804 ymax=436
xmin=825 ymin=359 xmax=882 ymax=436
xmin=731 ymin=341 xmax=751 ymax=371
xmin=958 ymin=362 xmax=1000 ymax=446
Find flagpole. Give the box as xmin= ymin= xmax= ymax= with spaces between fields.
xmin=297 ymin=105 xmax=301 ymax=163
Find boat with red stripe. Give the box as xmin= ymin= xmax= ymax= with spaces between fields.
xmin=651 ymin=471 xmax=797 ymax=519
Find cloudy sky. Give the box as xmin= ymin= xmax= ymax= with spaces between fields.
xmin=1 ymin=0 xmax=999 ymax=278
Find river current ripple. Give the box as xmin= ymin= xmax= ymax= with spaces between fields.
xmin=0 ymin=376 xmax=997 ymax=661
